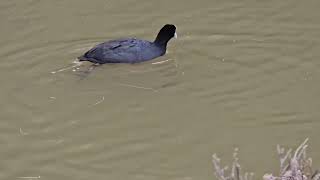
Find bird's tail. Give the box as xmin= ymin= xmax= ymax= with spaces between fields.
xmin=77 ymin=55 xmax=88 ymax=61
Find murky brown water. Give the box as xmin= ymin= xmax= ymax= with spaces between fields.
xmin=1 ymin=0 xmax=320 ymax=179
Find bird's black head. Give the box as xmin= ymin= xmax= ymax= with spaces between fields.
xmin=154 ymin=24 xmax=177 ymax=47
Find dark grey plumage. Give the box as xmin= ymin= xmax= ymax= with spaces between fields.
xmin=78 ymin=24 xmax=177 ymax=64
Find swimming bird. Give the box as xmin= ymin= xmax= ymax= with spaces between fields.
xmin=78 ymin=24 xmax=177 ymax=64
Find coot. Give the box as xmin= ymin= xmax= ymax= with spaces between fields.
xmin=78 ymin=24 xmax=177 ymax=64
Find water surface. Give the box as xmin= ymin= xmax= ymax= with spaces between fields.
xmin=1 ymin=1 xmax=320 ymax=180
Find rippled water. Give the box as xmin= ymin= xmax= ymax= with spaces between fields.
xmin=1 ymin=1 xmax=320 ymax=180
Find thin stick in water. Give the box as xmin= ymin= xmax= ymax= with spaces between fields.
xmin=118 ymin=83 xmax=158 ymax=92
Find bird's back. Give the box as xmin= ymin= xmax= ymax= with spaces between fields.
xmin=78 ymin=38 xmax=165 ymax=64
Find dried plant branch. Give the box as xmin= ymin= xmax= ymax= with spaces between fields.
xmin=212 ymin=148 xmax=254 ymax=180
xmin=212 ymin=139 xmax=319 ymax=180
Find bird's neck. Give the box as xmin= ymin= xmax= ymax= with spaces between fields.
xmin=154 ymin=35 xmax=169 ymax=48
xmin=154 ymin=40 xmax=168 ymax=48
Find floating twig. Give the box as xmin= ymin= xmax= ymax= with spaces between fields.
xmin=18 ymin=176 xmax=40 ymax=179
xmin=152 ymin=59 xmax=171 ymax=65
xmin=118 ymin=83 xmax=158 ymax=92
xmin=19 ymin=128 xmax=28 ymax=136
xmin=90 ymin=96 xmax=105 ymax=107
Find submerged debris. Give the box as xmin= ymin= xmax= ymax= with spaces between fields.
xmin=212 ymin=139 xmax=319 ymax=180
